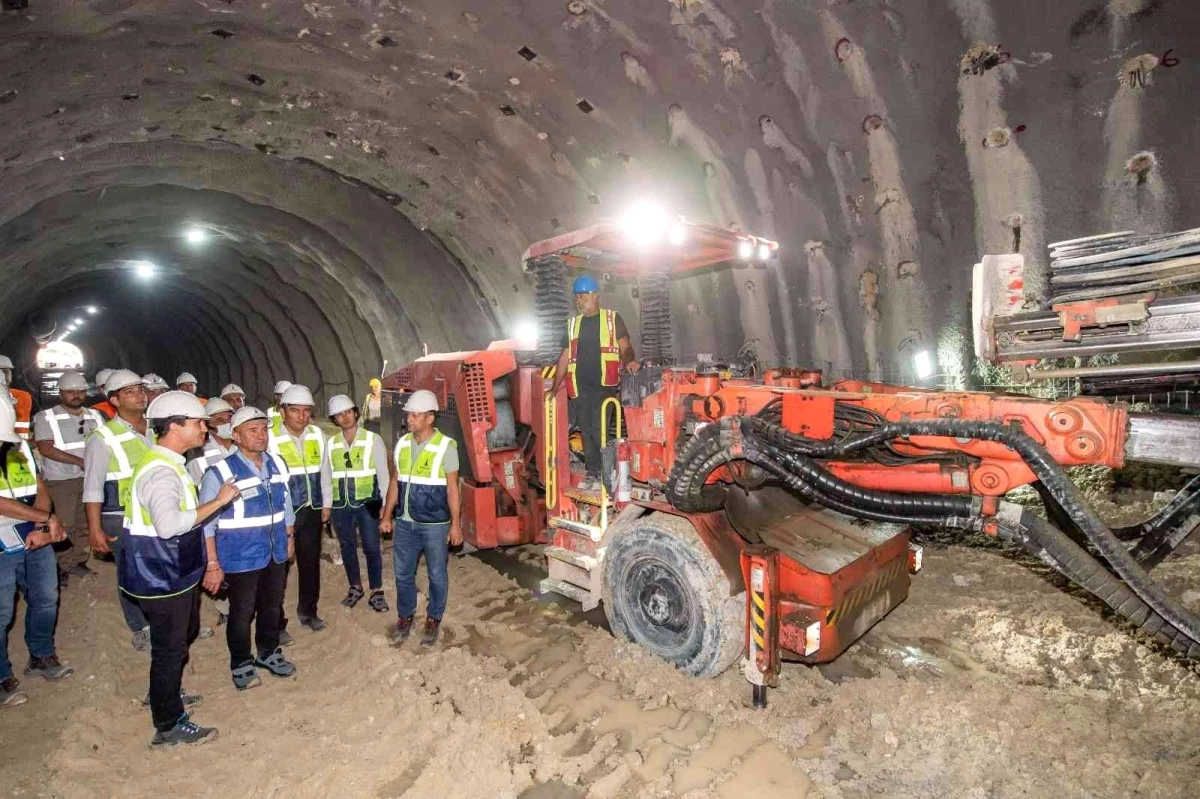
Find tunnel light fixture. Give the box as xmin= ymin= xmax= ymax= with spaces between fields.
xmin=134 ymin=261 xmax=156 ymax=279
xmin=618 ymin=203 xmax=670 ymax=248
xmin=914 ymin=350 xmax=934 ymax=380
xmin=736 ymin=239 xmax=755 ymax=260
xmin=513 ymin=319 xmax=539 ymax=350
xmin=185 ymin=227 xmax=208 ymax=245
xmin=86 ymin=306 xmax=98 ymax=315
xmin=73 ymin=317 xmax=83 ymax=325
xmin=668 ymin=224 xmax=688 ymax=246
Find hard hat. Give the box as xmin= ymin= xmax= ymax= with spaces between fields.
xmin=230 ymin=406 xmax=269 ymax=430
xmin=95 ymin=368 xmax=114 ymax=389
xmin=220 ymin=383 xmax=245 ymax=398
xmin=403 ymin=389 xmax=439 ymax=413
xmin=142 ymin=373 xmax=168 ymax=390
xmin=176 ymin=372 xmax=198 ymax=386
xmin=273 ymin=380 xmax=293 ymax=395
xmin=0 ymin=355 xmax=13 ymax=370
xmin=0 ymin=395 xmax=18 ymax=444
xmin=58 ymin=372 xmax=88 ymax=392
xmin=146 ymin=390 xmax=207 ymax=421
xmin=204 ymin=397 xmax=234 ymax=418
xmin=327 ymin=394 xmax=356 ymax=416
xmin=280 ymin=385 xmax=314 ymax=406
xmin=369 ymin=378 xmax=381 ymax=389
xmin=572 ymin=274 xmax=599 ymax=294
xmin=105 ymin=369 xmax=144 ymax=394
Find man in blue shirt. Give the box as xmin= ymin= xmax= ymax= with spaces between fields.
xmin=199 ymin=407 xmax=297 ymax=690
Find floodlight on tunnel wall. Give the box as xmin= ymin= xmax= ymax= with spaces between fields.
xmin=914 ymin=350 xmax=933 ymax=380
xmin=86 ymin=306 xmax=97 ymax=315
xmin=134 ymin=261 xmax=156 ymax=279
xmin=73 ymin=317 xmax=82 ymax=325
xmin=185 ymin=227 xmax=207 ymax=245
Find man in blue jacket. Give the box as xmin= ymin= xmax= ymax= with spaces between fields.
xmin=199 ymin=407 xmax=297 ymax=690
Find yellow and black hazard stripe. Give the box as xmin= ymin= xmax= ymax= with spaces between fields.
xmin=541 ymin=365 xmax=557 ymax=379
xmin=825 ymin=558 xmax=906 ymax=627
xmin=750 ymin=576 xmax=767 ymax=653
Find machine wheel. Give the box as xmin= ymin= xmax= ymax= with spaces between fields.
xmin=602 ymin=512 xmax=744 ymax=678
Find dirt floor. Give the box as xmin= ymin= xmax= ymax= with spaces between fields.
xmin=4 ymin=516 xmax=1200 ymax=798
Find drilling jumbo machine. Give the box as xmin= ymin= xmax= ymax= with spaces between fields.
xmin=383 ymin=210 xmax=1200 ymax=706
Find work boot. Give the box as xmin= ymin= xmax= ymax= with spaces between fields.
xmin=299 ymin=615 xmax=327 ymax=632
xmin=420 ymin=618 xmax=441 ymax=648
xmin=231 ymin=664 xmax=262 ymax=691
xmin=254 ymin=648 xmax=297 ymax=678
xmin=278 ymin=628 xmax=295 ymax=648
xmin=142 ymin=690 xmax=203 ymax=708
xmin=24 ymin=655 xmax=74 ymax=681
xmin=131 ymin=627 xmax=151 ymax=652
xmin=150 ymin=714 xmax=218 ymax=748
xmin=0 ymin=677 xmax=28 ymax=708
xmin=391 ymin=616 xmax=414 ymax=646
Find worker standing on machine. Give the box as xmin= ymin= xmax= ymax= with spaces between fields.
xmin=83 ymin=370 xmax=155 ymax=651
xmin=0 ymin=355 xmax=34 ymax=441
xmin=382 ymin=389 xmax=460 ymax=648
xmin=267 ymin=384 xmax=326 ymax=637
xmin=547 ymin=275 xmax=639 ymax=487
xmin=33 ymin=372 xmax=105 ymax=584
xmin=119 ymin=391 xmax=238 ymax=747
xmin=0 ymin=397 xmax=73 ymax=710
xmin=362 ymin=379 xmax=383 ymax=436
xmin=200 ymin=406 xmax=296 ymax=691
xmin=321 ymin=394 xmax=389 ymax=613
xmin=219 ymin=385 xmax=245 ymax=411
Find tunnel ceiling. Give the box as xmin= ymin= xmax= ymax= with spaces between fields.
xmin=1 ymin=0 xmax=1198 ymax=396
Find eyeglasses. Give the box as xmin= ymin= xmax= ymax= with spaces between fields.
xmin=77 ymin=420 xmax=88 ymax=435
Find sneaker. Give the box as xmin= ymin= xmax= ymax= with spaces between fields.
xmin=0 ymin=677 xmax=28 ymax=708
xmin=132 ymin=627 xmax=151 ymax=652
xmin=254 ymin=648 xmax=297 ymax=678
xmin=24 ymin=655 xmax=74 ymax=681
xmin=231 ymin=664 xmax=262 ymax=691
xmin=299 ymin=615 xmax=327 ymax=632
xmin=150 ymin=714 xmax=218 ymax=748
xmin=142 ymin=690 xmax=203 ymax=708
xmin=420 ymin=618 xmax=441 ymax=648
xmin=391 ymin=616 xmax=414 ymax=645
xmin=196 ymin=626 xmax=214 ymax=641
xmin=278 ymin=628 xmax=295 ymax=648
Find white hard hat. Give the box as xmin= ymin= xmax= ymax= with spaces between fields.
xmin=231 ymin=406 xmax=269 ymax=430
xmin=403 ymin=389 xmax=439 ymax=413
xmin=204 ymin=397 xmax=234 ymax=418
xmin=142 ymin=373 xmax=168 ymax=390
xmin=327 ymin=394 xmax=356 ymax=416
xmin=0 ymin=355 xmax=13 ymax=370
xmin=105 ymin=369 xmax=144 ymax=394
xmin=273 ymin=380 xmax=293 ymax=395
xmin=95 ymin=368 xmax=114 ymax=389
xmin=0 ymin=395 xmax=18 ymax=443
xmin=220 ymin=383 xmax=245 ymax=398
xmin=176 ymin=372 xmax=198 ymax=386
xmin=58 ymin=372 xmax=88 ymax=392
xmin=146 ymin=390 xmax=208 ymax=421
xmin=280 ymin=385 xmax=314 ymax=406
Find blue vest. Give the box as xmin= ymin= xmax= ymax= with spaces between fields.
xmin=118 ymin=451 xmax=205 ymax=599
xmin=393 ymin=431 xmax=455 ymax=524
xmin=209 ymin=452 xmax=290 ymax=574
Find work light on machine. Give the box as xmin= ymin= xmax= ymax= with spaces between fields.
xmin=618 ymin=202 xmax=673 ymax=247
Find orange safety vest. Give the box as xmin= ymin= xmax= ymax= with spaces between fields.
xmin=9 ymin=388 xmax=32 ymax=440
xmin=91 ymin=400 xmax=116 ymax=420
xmin=565 ymin=309 xmax=621 ymax=399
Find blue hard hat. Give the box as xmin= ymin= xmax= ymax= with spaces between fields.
xmin=572 ymin=274 xmax=599 ymax=294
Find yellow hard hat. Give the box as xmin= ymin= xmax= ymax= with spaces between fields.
xmin=369 ymin=378 xmax=381 ymax=389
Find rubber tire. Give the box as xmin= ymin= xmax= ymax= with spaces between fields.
xmin=602 ymin=512 xmax=745 ymax=678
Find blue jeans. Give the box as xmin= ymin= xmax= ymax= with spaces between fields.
xmin=331 ymin=504 xmax=383 ymax=590
xmin=392 ymin=519 xmax=449 ymax=621
xmin=0 ymin=544 xmax=60 ymax=680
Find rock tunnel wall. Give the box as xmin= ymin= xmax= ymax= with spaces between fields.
xmin=0 ymin=0 xmax=1198 ymax=395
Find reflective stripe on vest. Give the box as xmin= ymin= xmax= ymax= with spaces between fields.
xmin=40 ymin=407 xmax=104 ymax=452
xmin=190 ymin=444 xmax=227 ymax=476
xmin=212 ymin=455 xmax=289 ymax=531
xmin=329 ymin=428 xmax=379 ymax=506
xmin=267 ymin=417 xmax=324 ymax=508
xmin=565 ymin=309 xmax=621 ymax=399
xmin=119 ymin=451 xmax=204 ymax=598
xmin=90 ymin=420 xmax=155 ymax=511
xmin=0 ymin=441 xmax=38 ymax=539
xmin=210 ymin=453 xmax=290 ymax=573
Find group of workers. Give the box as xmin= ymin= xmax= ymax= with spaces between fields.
xmin=0 ymin=273 xmax=634 ymax=748
xmin=0 ymin=366 xmax=458 ymax=748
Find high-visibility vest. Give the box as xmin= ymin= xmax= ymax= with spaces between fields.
xmin=188 ymin=438 xmax=230 ymax=475
xmin=89 ymin=419 xmax=156 ymax=513
xmin=328 ymin=427 xmax=381 ymax=508
xmin=91 ymin=400 xmax=116 ymax=420
xmin=9 ymin=388 xmax=32 ymax=440
xmin=118 ymin=451 xmax=204 ymax=598
xmin=393 ymin=430 xmax=454 ymax=524
xmin=0 ymin=441 xmax=39 ymax=541
xmin=210 ymin=452 xmax=290 ymax=573
xmin=267 ymin=416 xmax=324 ymax=509
xmin=39 ymin=406 xmax=105 ymax=453
xmin=565 ymin=309 xmax=621 ymax=399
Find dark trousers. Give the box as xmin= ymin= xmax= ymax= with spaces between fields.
xmin=570 ymin=386 xmax=620 ymax=477
xmin=331 ymin=504 xmax=383 ymax=590
xmin=281 ymin=506 xmax=321 ymax=629
xmin=137 ymin=586 xmax=200 ymax=732
xmin=103 ymin=514 xmax=149 ymax=633
xmin=225 ymin=559 xmax=286 ymax=669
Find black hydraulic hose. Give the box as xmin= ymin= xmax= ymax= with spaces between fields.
xmin=864 ymin=418 xmax=1200 ymax=648
xmin=1114 ymin=472 xmax=1200 ymax=542
xmin=998 ymin=507 xmax=1200 ymax=659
